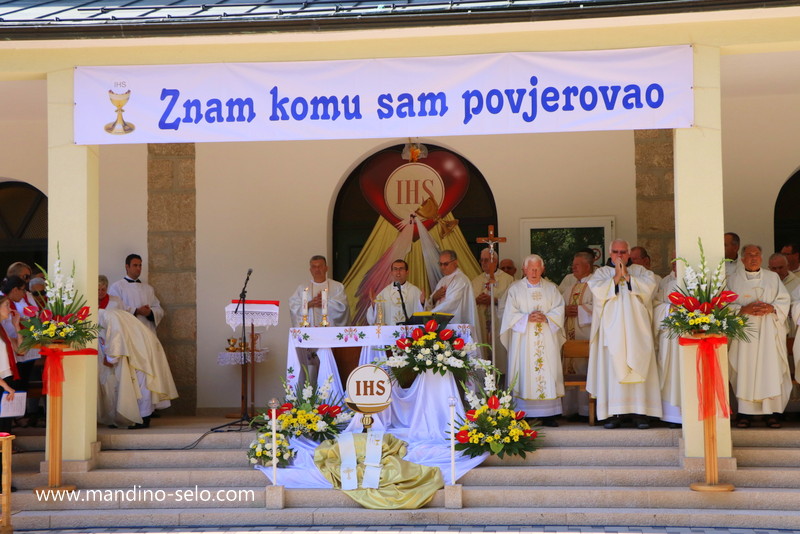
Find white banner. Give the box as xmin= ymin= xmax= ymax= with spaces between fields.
xmin=74 ymin=46 xmax=693 ymax=145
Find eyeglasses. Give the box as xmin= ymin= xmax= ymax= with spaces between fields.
xmin=31 ymin=291 xmax=46 ymax=297
xmin=610 ymin=249 xmax=628 ymax=254
xmin=438 ymin=261 xmax=453 ymax=267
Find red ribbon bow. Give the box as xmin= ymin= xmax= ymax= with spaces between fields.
xmin=39 ymin=345 xmax=99 ymax=397
xmin=678 ymin=335 xmax=730 ymax=421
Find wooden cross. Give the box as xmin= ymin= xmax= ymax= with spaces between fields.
xmin=476 ymin=225 xmax=507 ymax=265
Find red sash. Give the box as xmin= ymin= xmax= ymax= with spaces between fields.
xmin=678 ymin=335 xmax=730 ymax=421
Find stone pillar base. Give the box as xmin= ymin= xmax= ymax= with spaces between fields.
xmin=265 ymin=485 xmax=285 ymax=509
xmin=444 ymin=484 xmax=463 ymax=509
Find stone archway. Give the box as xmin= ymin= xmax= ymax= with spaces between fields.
xmin=774 ymin=167 xmax=800 ymax=251
xmin=0 ymin=181 xmax=48 ymax=272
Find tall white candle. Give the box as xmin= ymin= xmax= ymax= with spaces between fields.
xmin=449 ymin=397 xmax=456 ymax=485
xmin=301 ymin=287 xmax=309 ymax=317
xmin=322 ymin=288 xmax=328 ymax=316
xmin=271 ymin=407 xmax=278 ymax=485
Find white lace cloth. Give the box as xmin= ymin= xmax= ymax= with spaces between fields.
xmin=224 ymin=300 xmax=279 ymax=331
xmin=216 ymin=349 xmax=269 ymax=365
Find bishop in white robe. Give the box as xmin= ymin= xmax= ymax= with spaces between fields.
xmin=728 ymin=245 xmax=792 ymax=421
xmin=366 ymin=260 xmax=423 ymax=325
xmin=500 ymin=254 xmax=565 ymax=421
xmin=108 ymin=255 xmax=164 ymax=334
xmin=587 ymin=240 xmax=662 ymax=426
xmin=652 ymin=269 xmax=682 ymax=425
xmin=426 ymin=250 xmax=479 ymax=338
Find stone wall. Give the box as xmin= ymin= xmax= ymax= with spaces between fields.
xmin=635 ymin=129 xmax=675 ymax=277
xmin=147 ymin=143 xmax=197 ymax=415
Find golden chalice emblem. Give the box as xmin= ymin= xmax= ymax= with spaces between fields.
xmin=104 ymin=90 xmax=135 ymax=135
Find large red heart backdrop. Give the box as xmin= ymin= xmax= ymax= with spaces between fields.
xmin=359 ymin=149 xmax=470 ymax=234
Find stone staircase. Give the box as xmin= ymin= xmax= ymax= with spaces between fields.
xmin=6 ymin=416 xmax=800 ymax=530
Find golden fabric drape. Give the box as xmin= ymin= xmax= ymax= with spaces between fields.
xmin=343 ymin=214 xmax=482 ymax=326
xmin=314 ymin=433 xmax=443 ymax=509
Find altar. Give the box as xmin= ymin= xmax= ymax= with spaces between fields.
xmin=268 ymin=323 xmax=486 ymax=489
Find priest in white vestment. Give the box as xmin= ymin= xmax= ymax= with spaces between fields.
xmin=471 ymin=248 xmax=514 ymax=368
xmin=728 ymin=245 xmax=792 ymax=428
xmin=560 ymin=251 xmax=594 ymax=418
xmin=426 ymin=250 xmax=480 ymax=338
xmin=499 ymin=259 xmax=520 ymax=280
xmin=587 ymin=239 xmax=662 ymax=429
xmin=725 ymin=232 xmax=741 ymax=278
xmin=652 ymin=265 xmax=682 ymax=426
xmin=500 ymin=254 xmax=565 ymax=426
xmin=108 ymin=254 xmax=165 ymax=335
xmin=366 ymin=260 xmax=423 ymax=325
xmin=98 ymin=276 xmax=178 ymax=428
xmin=288 ymin=255 xmax=350 ymax=327
xmin=768 ymin=253 xmax=800 ymax=338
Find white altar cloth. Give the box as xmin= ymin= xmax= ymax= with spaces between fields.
xmin=285 ymin=323 xmax=474 ymax=400
xmin=225 ymin=300 xmax=279 ymax=330
xmin=268 ymin=324 xmax=485 ymax=489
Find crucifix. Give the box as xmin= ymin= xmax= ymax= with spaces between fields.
xmin=476 ymin=225 xmax=507 ymax=366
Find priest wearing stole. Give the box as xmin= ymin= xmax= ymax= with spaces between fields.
xmin=426 ymin=250 xmax=480 ymax=334
xmin=587 ymin=239 xmax=662 ymax=429
xmin=289 ymin=255 xmax=350 ymax=327
xmin=728 ymin=244 xmax=791 ymax=428
xmin=500 ymin=254 xmax=565 ymax=427
xmin=366 ymin=260 xmax=423 ymax=325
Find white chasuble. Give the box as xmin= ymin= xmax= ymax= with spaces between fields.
xmin=652 ymin=272 xmax=682 ymax=423
xmin=366 ymin=282 xmax=423 ymax=325
xmin=728 ymin=269 xmax=791 ymax=415
xmin=98 ymin=308 xmax=179 ymax=424
xmin=289 ymin=279 xmax=350 ymax=327
xmin=427 ymin=268 xmax=480 ymax=339
xmin=587 ymin=264 xmax=662 ymax=420
xmin=500 ymin=279 xmax=565 ymax=415
xmin=108 ymin=278 xmax=165 ymax=334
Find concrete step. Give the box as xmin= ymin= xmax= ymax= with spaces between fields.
xmin=483 ymin=446 xmax=679 ymax=466
xmin=13 ymin=482 xmax=800 ymax=512
xmin=11 ymin=467 xmax=266 ymax=490
xmin=10 ymin=505 xmax=800 ymax=531
xmin=459 ymin=465 xmax=692 ymax=487
xmin=733 ymin=446 xmax=800 ymax=467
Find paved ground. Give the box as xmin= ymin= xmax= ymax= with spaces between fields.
xmin=15 ymin=526 xmax=800 ymax=534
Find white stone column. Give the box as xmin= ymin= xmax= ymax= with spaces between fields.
xmin=47 ymin=69 xmax=99 ymax=461
xmin=674 ymin=45 xmax=731 ymax=458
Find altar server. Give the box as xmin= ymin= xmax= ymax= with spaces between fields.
xmin=501 ymin=254 xmax=565 ymax=426
xmin=587 ymin=239 xmax=662 ymax=429
xmin=728 ymin=245 xmax=791 ymax=428
xmin=471 ymin=248 xmax=514 ymax=365
xmin=289 ymin=255 xmax=350 ymax=327
xmin=366 ymin=259 xmax=423 ymax=325
xmin=108 ymin=254 xmax=164 ymax=335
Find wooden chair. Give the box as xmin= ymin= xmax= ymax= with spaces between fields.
xmin=561 ymin=339 xmax=596 ymax=425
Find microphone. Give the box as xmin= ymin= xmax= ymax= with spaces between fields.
xmin=247 ymin=268 xmax=253 ymax=276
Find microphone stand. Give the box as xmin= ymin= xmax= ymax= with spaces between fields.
xmin=213 ymin=269 xmax=252 ymax=432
